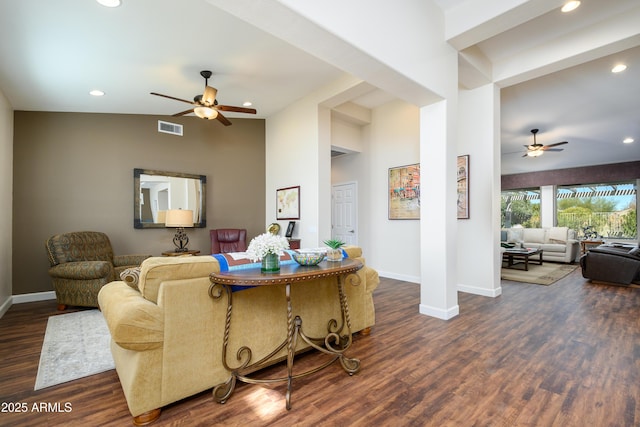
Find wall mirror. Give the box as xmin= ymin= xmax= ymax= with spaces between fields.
xmin=134 ymin=168 xmax=206 ymax=229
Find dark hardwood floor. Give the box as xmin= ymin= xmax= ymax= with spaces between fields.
xmin=1 ymin=267 xmax=639 ymax=426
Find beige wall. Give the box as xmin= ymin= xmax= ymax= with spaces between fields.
xmin=13 ymin=112 xmax=265 ymax=296
xmin=0 ymin=90 xmax=12 ymax=314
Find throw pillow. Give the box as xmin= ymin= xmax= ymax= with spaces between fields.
xmin=548 ymin=227 xmax=568 ymax=244
xmin=120 ymin=267 xmax=141 ymax=290
xmin=507 ymin=228 xmax=523 ymax=243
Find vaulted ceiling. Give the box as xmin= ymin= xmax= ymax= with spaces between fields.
xmin=1 ymin=0 xmax=638 ymax=175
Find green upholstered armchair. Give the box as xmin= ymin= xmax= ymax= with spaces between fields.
xmin=45 ymin=231 xmax=151 ymax=310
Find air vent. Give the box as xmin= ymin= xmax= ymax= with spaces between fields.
xmin=158 ymin=120 xmax=183 ymax=136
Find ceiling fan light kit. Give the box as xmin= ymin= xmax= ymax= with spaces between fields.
xmin=522 ymin=128 xmax=569 ymax=158
xmin=150 ymin=70 xmax=256 ymax=126
xmin=202 ymin=86 xmax=217 ymax=106
xmin=194 ymin=106 xmax=218 ymax=120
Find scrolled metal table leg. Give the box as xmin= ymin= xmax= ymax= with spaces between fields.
xmin=285 ymin=283 xmax=295 ymax=410
xmin=212 ymin=376 xmax=236 ymax=404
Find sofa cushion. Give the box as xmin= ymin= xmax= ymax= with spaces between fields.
xmin=539 ymin=243 xmax=567 ymax=253
xmin=523 ymin=228 xmax=546 ymax=244
xmin=138 ymin=256 xmax=220 ymax=303
xmin=548 ymin=227 xmax=569 ymax=244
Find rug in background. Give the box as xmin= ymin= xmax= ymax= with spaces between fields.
xmin=35 ymin=309 xmax=114 ymax=390
xmin=501 ymin=263 xmax=578 ymax=285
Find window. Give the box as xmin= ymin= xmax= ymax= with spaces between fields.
xmin=501 ymin=188 xmax=541 ymax=228
xmin=556 ymin=181 xmax=637 ymax=240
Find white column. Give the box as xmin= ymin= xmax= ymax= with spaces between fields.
xmin=456 ymin=84 xmax=502 ymax=298
xmin=419 ymin=101 xmax=459 ymax=319
xmin=540 ymin=185 xmax=556 ymax=227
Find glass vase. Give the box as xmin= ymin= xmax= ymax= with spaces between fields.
xmin=326 ymin=248 xmax=343 ymax=262
xmin=261 ymin=252 xmax=280 ymax=273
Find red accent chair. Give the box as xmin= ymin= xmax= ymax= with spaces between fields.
xmin=210 ymin=229 xmax=247 ymax=254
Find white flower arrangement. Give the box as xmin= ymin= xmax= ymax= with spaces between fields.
xmin=246 ymin=232 xmax=290 ymax=261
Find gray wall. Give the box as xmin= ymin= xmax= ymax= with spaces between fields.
xmin=502 ymin=161 xmax=640 ymax=189
xmin=13 ymin=112 xmax=265 ymax=295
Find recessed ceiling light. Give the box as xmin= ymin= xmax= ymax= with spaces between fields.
xmin=611 ymin=64 xmax=627 ymax=73
xmin=96 ymin=0 xmax=121 ymax=7
xmin=561 ymin=1 xmax=580 ymax=13
xmin=243 ymin=101 xmax=253 ymax=107
xmin=623 ymin=137 xmax=634 ymax=144
xmin=89 ymin=90 xmax=105 ymax=96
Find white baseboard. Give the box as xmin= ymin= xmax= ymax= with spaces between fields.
xmin=0 ymin=296 xmax=11 ymax=319
xmin=0 ymin=291 xmax=57 ymax=319
xmin=458 ymin=283 xmax=502 ymax=297
xmin=12 ymin=291 xmax=56 ymax=304
xmin=419 ymin=303 xmax=459 ymax=320
xmin=377 ymin=270 xmax=420 ymax=284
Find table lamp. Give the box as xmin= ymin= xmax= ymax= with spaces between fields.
xmin=165 ymin=209 xmax=194 ymax=252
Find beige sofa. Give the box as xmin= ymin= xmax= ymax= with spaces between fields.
xmin=502 ymin=227 xmax=579 ymax=263
xmin=97 ymin=246 xmax=379 ymax=425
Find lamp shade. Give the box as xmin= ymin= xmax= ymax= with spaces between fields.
xmin=202 ymin=86 xmax=218 ymax=106
xmin=165 ymin=209 xmax=194 ymax=227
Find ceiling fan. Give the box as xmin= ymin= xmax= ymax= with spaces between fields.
xmin=523 ymin=128 xmax=568 ymax=157
xmin=150 ymin=70 xmax=256 ymax=126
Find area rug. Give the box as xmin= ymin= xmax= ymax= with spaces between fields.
xmin=501 ymin=263 xmax=578 ymax=286
xmin=35 ymin=310 xmax=114 ymax=390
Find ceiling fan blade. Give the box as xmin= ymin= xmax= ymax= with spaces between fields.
xmin=172 ymin=109 xmax=194 ymax=117
xmin=544 ymin=141 xmax=568 ymax=148
xmin=216 ymin=105 xmax=257 ymax=114
xmin=216 ymin=111 xmax=232 ymax=126
xmin=150 ymin=92 xmax=196 ymax=105
xmin=543 ymin=148 xmax=564 ymax=152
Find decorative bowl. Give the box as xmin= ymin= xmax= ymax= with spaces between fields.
xmin=292 ymin=251 xmax=325 ymax=266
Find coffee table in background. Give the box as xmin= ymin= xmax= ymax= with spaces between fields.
xmin=502 ymin=248 xmax=543 ymax=271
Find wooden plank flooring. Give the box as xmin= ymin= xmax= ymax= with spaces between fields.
xmin=1 ymin=267 xmax=639 ymax=426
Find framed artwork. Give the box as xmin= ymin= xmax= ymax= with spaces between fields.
xmin=457 ymin=155 xmax=469 ymax=219
xmin=388 ymin=164 xmax=420 ymax=220
xmin=285 ymin=221 xmax=296 ymax=238
xmin=276 ymin=186 xmax=300 ymax=220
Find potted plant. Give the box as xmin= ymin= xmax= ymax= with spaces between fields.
xmin=323 ymin=239 xmax=346 ymax=261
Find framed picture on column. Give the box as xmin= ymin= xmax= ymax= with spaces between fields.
xmin=457 ymin=155 xmax=469 ymax=219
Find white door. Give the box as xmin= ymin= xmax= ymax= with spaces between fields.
xmin=332 ymin=182 xmax=358 ymax=245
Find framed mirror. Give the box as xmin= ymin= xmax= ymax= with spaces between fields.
xmin=134 ymin=168 xmax=206 ymax=229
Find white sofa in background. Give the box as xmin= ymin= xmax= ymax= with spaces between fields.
xmin=501 ymin=227 xmax=579 ymax=263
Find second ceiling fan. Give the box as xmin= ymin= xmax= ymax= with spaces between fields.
xmin=151 ymin=70 xmax=256 ymax=126
xmin=523 ymin=128 xmax=568 ymax=157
